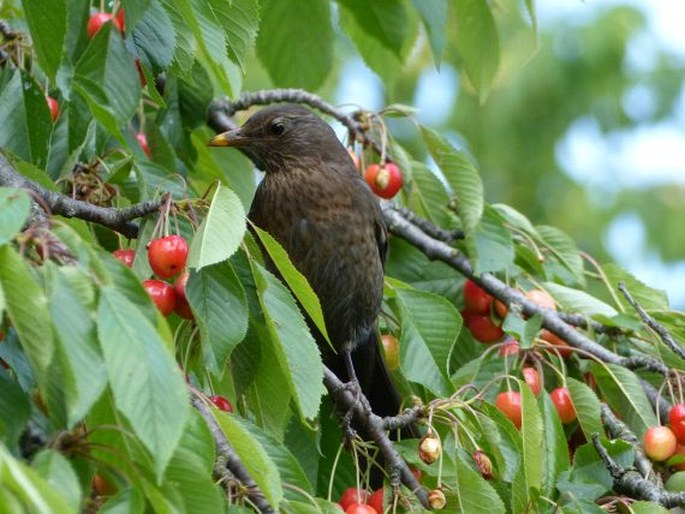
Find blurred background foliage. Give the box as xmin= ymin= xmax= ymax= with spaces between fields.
xmin=243 ymin=0 xmax=685 ymax=308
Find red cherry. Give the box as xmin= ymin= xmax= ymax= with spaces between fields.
xmin=87 ymin=12 xmax=123 ymax=38
xmin=143 ymin=279 xmax=175 ymax=316
xmin=209 ymin=395 xmax=234 ymax=413
xmin=540 ymin=329 xmax=573 ymax=358
xmin=116 ymin=9 xmax=125 ymax=33
xmin=380 ymin=334 xmax=399 ymax=371
xmin=368 ymin=489 xmax=383 ymax=513
xmin=364 ymin=162 xmax=402 ymax=199
xmin=463 ymin=279 xmax=493 ymax=315
xmin=135 ymin=58 xmax=147 ymax=87
xmin=498 ymin=338 xmax=520 ymax=357
xmin=670 ymin=404 xmax=685 ymax=443
xmin=136 ymin=132 xmax=151 ymax=156
xmin=584 ymin=371 xmax=597 ymax=390
xmin=495 ymin=391 xmax=522 ymax=429
xmin=92 ymin=474 xmax=116 ymax=496
xmin=147 ymin=235 xmax=188 ymax=279
xmin=494 ymin=298 xmax=508 ymax=319
xmin=345 ymin=504 xmax=376 ymax=514
xmin=173 ymin=271 xmax=193 ymax=320
xmin=339 ymin=488 xmax=369 ymax=511
xmin=550 ymin=387 xmax=576 ymax=424
xmin=522 ymin=367 xmax=541 ymax=396
xmin=462 ymin=310 xmax=504 ymax=343
xmin=112 ymin=249 xmax=135 ymax=268
xmin=46 ymin=96 xmax=59 ymax=122
xmin=643 ymin=426 xmax=677 ymax=461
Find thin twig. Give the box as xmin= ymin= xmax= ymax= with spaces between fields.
xmin=619 ymin=282 xmax=685 ymax=361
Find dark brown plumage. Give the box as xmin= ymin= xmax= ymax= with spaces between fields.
xmin=209 ymin=104 xmax=400 ymax=417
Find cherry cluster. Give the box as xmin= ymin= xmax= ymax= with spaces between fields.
xmin=113 ymin=235 xmax=192 ymax=319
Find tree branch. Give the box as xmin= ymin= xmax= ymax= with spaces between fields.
xmin=0 ymin=152 xmax=164 ymax=238
xmin=190 ymin=393 xmax=275 ymax=514
xmin=600 ymin=404 xmax=654 ymax=480
xmin=592 ymin=434 xmax=685 ymax=508
xmin=619 ymin=282 xmax=685 ymax=361
xmin=322 ymin=368 xmax=430 ymax=510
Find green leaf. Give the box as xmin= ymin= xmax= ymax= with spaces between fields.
xmin=162 ymin=447 xmax=225 ymax=514
xmin=491 ymin=203 xmax=539 ymax=239
xmin=99 ymin=489 xmax=146 ymax=514
xmin=257 ymin=0 xmax=332 ymax=89
xmin=469 ymin=205 xmax=514 ymax=274
xmin=0 ymin=71 xmax=53 ymax=167
xmin=214 ymin=410 xmax=283 ymax=507
xmin=393 ymin=283 xmax=460 ymax=396
xmin=411 ymin=0 xmax=447 ymax=64
xmin=408 ymin=161 xmax=453 ymax=228
xmin=630 ymin=502 xmax=671 ymax=514
xmin=591 ymin=362 xmax=657 ymax=438
xmin=188 ymin=185 xmax=246 ymax=270
xmin=131 ymin=0 xmax=176 ymax=70
xmin=536 ymin=225 xmax=585 ymax=288
xmin=31 ymin=450 xmax=81 ymax=512
xmin=453 ymin=0 xmax=500 ymax=101
xmin=216 ymin=0 xmax=260 ymax=72
xmin=0 ymin=369 xmax=30 ymax=447
xmin=74 ymin=24 xmax=140 ymax=125
xmin=337 ymin=0 xmax=410 ymax=55
xmin=520 ymin=381 xmax=543 ymax=498
xmin=21 ymin=0 xmax=67 ymax=83
xmin=0 ymin=445 xmax=75 ymax=514
xmin=566 ymin=377 xmax=603 ymax=443
xmin=97 ymin=286 xmax=190 ymax=479
xmin=186 ymin=262 xmax=249 ymax=374
xmin=452 ymin=451 xmax=505 ymax=513
xmin=539 ymin=393 xmax=571 ymax=497
xmin=0 ymin=188 xmax=30 ymax=246
xmin=252 ymin=264 xmax=325 ymax=422
xmin=336 ymin=1 xmax=412 ymax=86
xmin=252 ymin=225 xmax=331 ymax=346
xmin=47 ymin=266 xmax=107 ymax=426
xmin=603 ymin=263 xmax=669 ymax=311
xmin=0 ymin=246 xmax=55 ymax=384
xmin=543 ymin=283 xmax=618 ymax=318
xmin=420 ymin=126 xmax=483 ymax=234
xmin=568 ymin=438 xmax=633 ymax=494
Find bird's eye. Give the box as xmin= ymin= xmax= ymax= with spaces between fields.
xmin=270 ymin=122 xmax=285 ymax=135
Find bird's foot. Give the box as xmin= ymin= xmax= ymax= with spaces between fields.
xmin=340 ymin=379 xmax=365 ymax=446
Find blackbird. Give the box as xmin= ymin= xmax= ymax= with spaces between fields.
xmin=209 ymin=104 xmax=401 ymax=418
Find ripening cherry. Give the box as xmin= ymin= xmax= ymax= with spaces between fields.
xmin=540 ymin=329 xmax=573 ymax=358
xmin=147 ymin=235 xmax=188 ymax=279
xmin=526 ymin=289 xmax=556 ymax=311
xmin=116 ymin=9 xmax=125 ymax=32
xmin=368 ymin=489 xmax=383 ymax=513
xmin=380 ymin=334 xmax=399 ymax=371
xmin=522 ymin=367 xmax=541 ymax=396
xmin=550 ymin=387 xmax=576 ymax=424
xmin=87 ymin=12 xmax=123 ymax=38
xmin=143 ymin=279 xmax=175 ymax=316
xmin=498 ymin=338 xmax=520 ymax=357
xmin=643 ymin=425 xmax=677 ymax=462
xmin=112 ymin=249 xmax=135 ymax=268
xmin=495 ymin=391 xmax=522 ymax=428
xmin=364 ymin=162 xmax=402 ymax=199
xmin=345 ymin=504 xmax=376 ymax=514
xmin=173 ymin=271 xmax=193 ymax=320
xmin=463 ymin=279 xmax=493 ymax=315
xmin=339 ymin=488 xmax=369 ymax=511
xmin=136 ymin=132 xmax=151 ymax=156
xmin=209 ymin=395 xmax=233 ymax=413
xmin=46 ymin=96 xmax=59 ymax=122
xmin=670 ymin=404 xmax=685 ymax=443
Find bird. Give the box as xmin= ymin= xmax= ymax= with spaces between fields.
xmin=208 ymin=103 xmax=402 ymax=420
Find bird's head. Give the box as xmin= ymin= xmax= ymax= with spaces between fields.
xmin=208 ymin=104 xmax=351 ymax=173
